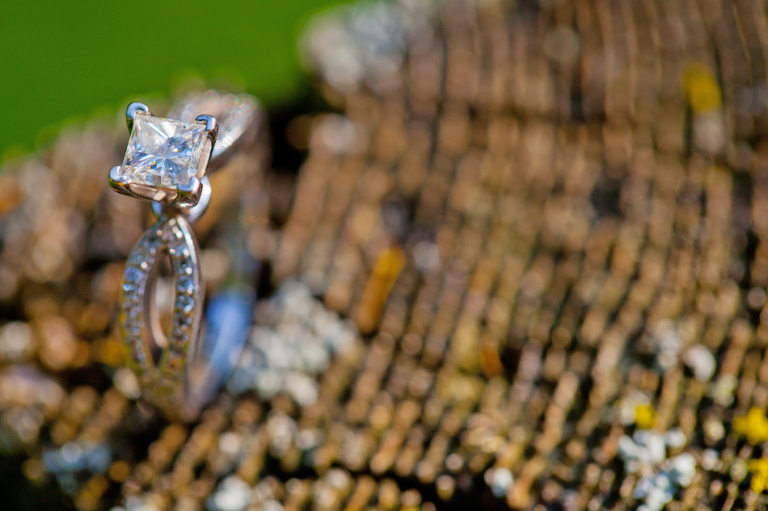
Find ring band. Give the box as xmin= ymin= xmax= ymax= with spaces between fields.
xmin=120 ymin=213 xmax=204 ymax=414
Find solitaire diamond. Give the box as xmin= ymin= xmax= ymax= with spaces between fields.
xmin=116 ymin=113 xmax=212 ymax=200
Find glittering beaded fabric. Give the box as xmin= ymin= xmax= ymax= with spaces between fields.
xmin=3 ymin=1 xmax=768 ymax=510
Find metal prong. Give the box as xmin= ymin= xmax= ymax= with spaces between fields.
xmin=127 ymin=102 xmax=151 ymax=132
xmin=109 ymin=166 xmax=130 ymax=195
xmin=152 ymin=176 xmax=212 ymax=224
xmin=176 ymin=177 xmax=202 ymax=205
xmin=195 ymin=114 xmax=219 ymax=144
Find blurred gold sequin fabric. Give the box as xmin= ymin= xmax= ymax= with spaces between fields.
xmin=4 ymin=1 xmax=768 ymax=510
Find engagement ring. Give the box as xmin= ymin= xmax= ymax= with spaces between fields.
xmin=109 ymin=91 xmax=260 ymax=419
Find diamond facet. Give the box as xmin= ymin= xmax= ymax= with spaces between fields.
xmin=116 ymin=113 xmax=211 ymax=202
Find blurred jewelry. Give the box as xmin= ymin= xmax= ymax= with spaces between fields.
xmin=110 ymin=92 xmax=259 ymax=419
xmin=167 ymin=90 xmax=259 ymax=169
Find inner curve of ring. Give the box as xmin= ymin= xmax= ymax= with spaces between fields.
xmin=143 ymin=252 xmax=172 ymax=364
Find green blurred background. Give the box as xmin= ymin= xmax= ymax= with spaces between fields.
xmin=0 ymin=0 xmax=351 ymax=161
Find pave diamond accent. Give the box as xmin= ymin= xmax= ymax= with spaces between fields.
xmin=115 ymin=113 xmax=211 ymax=202
xmin=119 ymin=215 xmax=203 ymax=404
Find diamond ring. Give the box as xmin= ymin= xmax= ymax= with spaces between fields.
xmin=110 ymin=102 xmax=217 ymax=207
xmin=109 ymin=91 xmax=260 ymax=419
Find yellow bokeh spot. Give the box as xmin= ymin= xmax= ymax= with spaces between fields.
xmin=684 ymin=63 xmax=722 ymax=113
xmin=734 ymin=408 xmax=768 ymax=445
xmin=356 ymin=246 xmax=406 ymax=334
xmin=634 ymin=403 xmax=656 ymax=430
xmin=749 ymin=459 xmax=768 ymax=493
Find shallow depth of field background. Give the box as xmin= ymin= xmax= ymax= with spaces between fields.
xmin=0 ymin=1 xmax=351 ymax=161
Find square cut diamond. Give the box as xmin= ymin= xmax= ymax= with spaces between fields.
xmin=117 ymin=113 xmax=211 ymax=194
